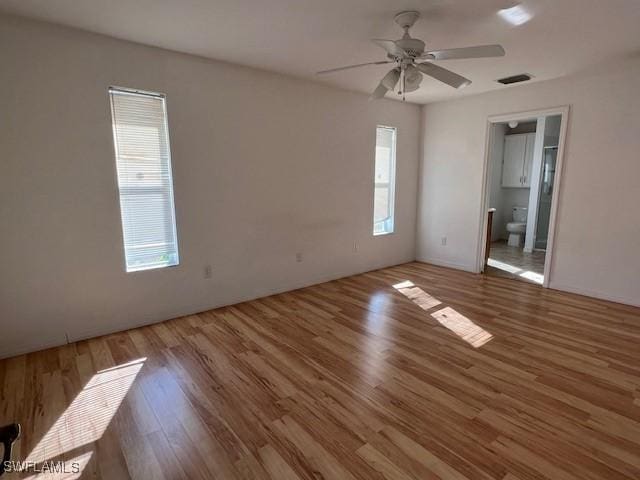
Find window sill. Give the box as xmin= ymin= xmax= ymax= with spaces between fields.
xmin=126 ymin=262 xmax=179 ymax=273
xmin=373 ymin=231 xmax=395 ymax=237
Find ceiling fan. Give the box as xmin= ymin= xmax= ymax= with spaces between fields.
xmin=317 ymin=11 xmax=505 ymax=100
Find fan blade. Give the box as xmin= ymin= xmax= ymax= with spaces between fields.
xmin=372 ymin=39 xmax=408 ymax=58
xmin=317 ymin=60 xmax=392 ymax=75
xmin=371 ymin=83 xmax=388 ymax=100
xmin=381 ymin=68 xmax=401 ymax=90
xmin=370 ymin=68 xmax=401 ymax=100
xmin=415 ymin=63 xmax=471 ymax=89
xmin=425 ymin=44 xmax=505 ymax=60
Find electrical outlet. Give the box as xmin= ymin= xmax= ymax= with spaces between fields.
xmin=441 ymin=236 xmax=447 ymax=246
xmin=353 ymin=241 xmax=359 ymax=253
xmin=296 ymin=252 xmax=303 ymax=263
xmin=203 ymin=265 xmax=212 ymax=279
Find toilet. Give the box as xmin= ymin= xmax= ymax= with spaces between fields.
xmin=506 ymin=207 xmax=527 ymax=247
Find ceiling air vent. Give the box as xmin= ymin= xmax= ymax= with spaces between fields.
xmin=497 ymin=74 xmax=532 ymax=85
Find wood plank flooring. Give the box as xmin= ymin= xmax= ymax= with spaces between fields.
xmin=2 ymin=262 xmax=640 ymax=479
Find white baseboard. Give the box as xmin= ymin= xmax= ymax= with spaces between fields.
xmin=548 ymin=282 xmax=640 ymax=308
xmin=67 ymin=259 xmax=414 ymax=345
xmin=0 ymin=257 xmax=416 ymax=360
xmin=4 ymin=260 xmax=635 ymax=359
xmin=416 ymin=259 xmax=639 ymax=309
xmin=415 ymin=256 xmax=477 ymax=273
xmin=0 ymin=334 xmax=67 ymax=360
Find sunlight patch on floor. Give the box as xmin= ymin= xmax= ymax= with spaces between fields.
xmin=26 ymin=358 xmax=146 ymax=464
xmin=519 ymin=270 xmax=544 ymax=284
xmin=487 ymin=258 xmax=544 ymax=285
xmin=392 ymin=280 xmax=442 ymax=310
xmin=431 ymin=306 xmax=493 ymax=348
xmin=392 ymin=280 xmax=493 ymax=348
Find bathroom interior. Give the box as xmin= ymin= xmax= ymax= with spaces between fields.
xmin=485 ymin=114 xmax=561 ymax=284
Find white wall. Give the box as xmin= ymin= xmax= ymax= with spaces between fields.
xmin=0 ymin=15 xmax=421 ymax=358
xmin=417 ymin=57 xmax=640 ymax=306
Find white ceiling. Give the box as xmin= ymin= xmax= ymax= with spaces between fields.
xmin=2 ymin=0 xmax=640 ymax=104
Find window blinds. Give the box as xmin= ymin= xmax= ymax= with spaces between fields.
xmin=373 ymin=126 xmax=396 ymax=235
xmin=109 ymin=87 xmax=179 ymax=272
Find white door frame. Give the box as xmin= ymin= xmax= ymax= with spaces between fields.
xmin=475 ymin=105 xmax=570 ymax=288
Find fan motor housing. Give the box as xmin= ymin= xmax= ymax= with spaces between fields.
xmin=394 ymin=37 xmax=425 ymax=58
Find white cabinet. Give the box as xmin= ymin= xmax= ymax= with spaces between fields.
xmin=522 ymin=133 xmax=535 ymax=187
xmin=502 ymin=134 xmax=526 ymax=187
xmin=502 ymin=133 xmax=535 ymax=188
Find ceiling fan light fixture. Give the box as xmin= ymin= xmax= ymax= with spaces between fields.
xmin=404 ymin=75 xmax=422 ymax=93
xmin=405 ymin=64 xmax=421 ymax=82
xmin=317 ymin=11 xmax=505 ymax=100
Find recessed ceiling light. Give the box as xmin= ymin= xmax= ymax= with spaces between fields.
xmin=498 ymin=4 xmax=532 ymax=26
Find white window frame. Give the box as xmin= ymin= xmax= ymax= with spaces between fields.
xmin=373 ymin=125 xmax=397 ymax=236
xmin=109 ymin=86 xmax=180 ymax=272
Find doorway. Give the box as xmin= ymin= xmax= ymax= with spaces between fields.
xmin=477 ymin=107 xmax=569 ymax=287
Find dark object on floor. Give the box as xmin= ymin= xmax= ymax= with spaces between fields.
xmin=0 ymin=423 xmax=20 ymax=476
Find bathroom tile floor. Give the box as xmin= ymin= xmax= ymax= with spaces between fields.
xmin=486 ymin=240 xmax=546 ymax=284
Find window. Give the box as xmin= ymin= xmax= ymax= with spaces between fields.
xmin=373 ymin=126 xmax=397 ymax=235
xmin=109 ymin=87 xmax=179 ymax=272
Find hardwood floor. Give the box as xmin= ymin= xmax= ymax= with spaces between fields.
xmin=2 ymin=262 xmax=640 ymax=479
